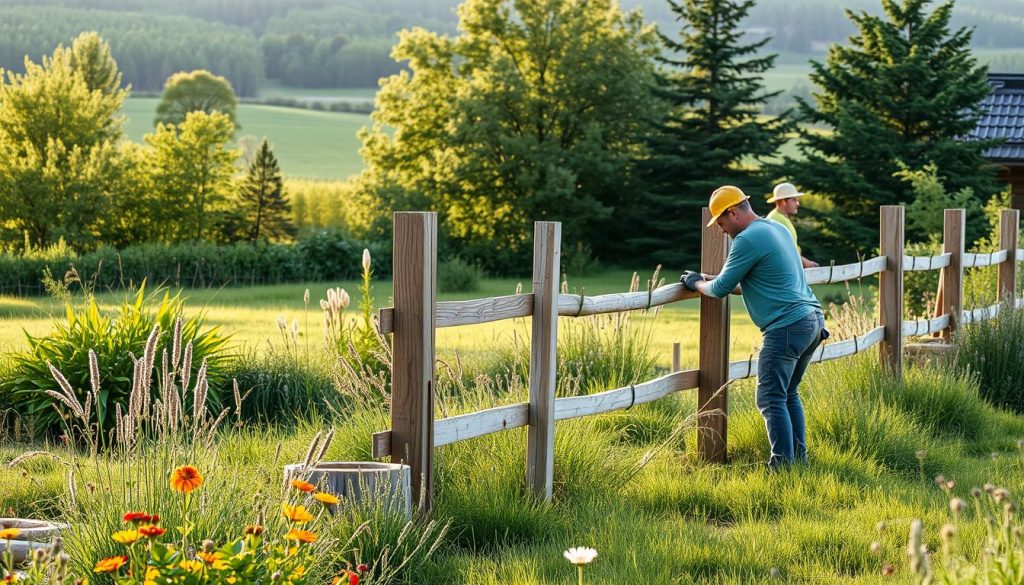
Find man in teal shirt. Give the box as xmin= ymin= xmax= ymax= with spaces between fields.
xmin=681 ymin=185 xmax=828 ymax=469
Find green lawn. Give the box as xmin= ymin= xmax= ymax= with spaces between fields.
xmin=120 ymin=98 xmax=369 ymax=180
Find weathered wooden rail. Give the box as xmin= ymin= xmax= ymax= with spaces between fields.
xmin=375 ymin=207 xmax=1022 ymax=511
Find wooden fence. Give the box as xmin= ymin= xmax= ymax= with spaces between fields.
xmin=372 ymin=206 xmax=1022 ymax=511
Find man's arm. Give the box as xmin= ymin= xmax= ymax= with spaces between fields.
xmin=697 ymin=237 xmax=756 ymax=298
xmin=697 ymin=274 xmax=741 ymax=295
xmin=801 ymin=256 xmax=819 ymax=269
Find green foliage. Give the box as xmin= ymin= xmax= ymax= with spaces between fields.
xmin=356 ymin=0 xmax=660 ymax=273
xmin=0 ymin=33 xmax=128 ymax=249
xmin=629 ymin=0 xmax=787 ymax=266
xmin=1 ymin=285 xmax=230 ymax=435
xmin=143 ymin=111 xmax=239 ymax=242
xmin=225 ymin=350 xmax=336 ymax=426
xmin=237 ymin=138 xmax=294 ymax=243
xmin=953 ymin=302 xmax=1024 ymax=413
xmin=778 ymin=0 xmax=1000 ymax=258
xmin=69 ymin=31 xmax=123 ymax=95
xmin=900 ymin=163 xmax=983 ymax=244
xmin=155 ymin=70 xmax=239 ymax=128
xmin=438 ymin=257 xmax=483 ymax=294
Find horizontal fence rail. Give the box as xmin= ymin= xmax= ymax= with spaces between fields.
xmin=378 ymin=207 xmax=1023 ymax=510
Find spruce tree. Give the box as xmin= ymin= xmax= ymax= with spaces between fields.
xmin=629 ymin=0 xmax=786 ymax=267
xmin=239 ymin=138 xmax=293 ymax=242
xmin=777 ymin=0 xmax=998 ymax=256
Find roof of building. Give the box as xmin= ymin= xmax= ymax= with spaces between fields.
xmin=971 ymin=73 xmax=1024 ymax=161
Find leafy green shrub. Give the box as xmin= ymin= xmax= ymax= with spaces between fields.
xmin=953 ymin=302 xmax=1024 ymax=412
xmin=1 ymin=285 xmax=230 ymax=435
xmin=225 ymin=350 xmax=336 ymax=425
xmin=438 ymin=257 xmax=483 ymax=293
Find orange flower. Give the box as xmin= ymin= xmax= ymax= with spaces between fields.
xmin=139 ymin=525 xmax=166 ymax=538
xmin=197 ymin=551 xmax=228 ymax=570
xmin=111 ymin=530 xmax=141 ymax=545
xmin=93 ymin=555 xmax=129 ymax=573
xmin=123 ymin=511 xmax=153 ymax=524
xmin=0 ymin=528 xmax=21 ymax=540
xmin=281 ymin=503 xmax=314 ymax=524
xmin=169 ymin=465 xmax=204 ymax=493
xmin=290 ymin=479 xmax=316 ymax=493
xmin=244 ymin=524 xmax=265 ymax=536
xmin=334 ymin=569 xmax=359 ymax=585
xmin=284 ymin=529 xmax=317 ymax=544
xmin=313 ymin=492 xmax=340 ymax=505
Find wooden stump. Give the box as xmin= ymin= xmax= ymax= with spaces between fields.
xmin=284 ymin=462 xmax=412 ymax=520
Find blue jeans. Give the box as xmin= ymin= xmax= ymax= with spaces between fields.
xmin=756 ymin=311 xmax=828 ymax=469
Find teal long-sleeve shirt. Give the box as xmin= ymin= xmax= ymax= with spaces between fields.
xmin=707 ymin=218 xmax=821 ymax=332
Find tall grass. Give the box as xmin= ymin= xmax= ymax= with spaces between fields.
xmin=954 ymin=302 xmax=1024 ymax=413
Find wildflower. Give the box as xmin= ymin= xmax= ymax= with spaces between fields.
xmin=304 ymin=289 xmax=310 ymax=304
xmin=882 ymin=564 xmax=895 ymax=576
xmin=282 ymin=503 xmax=314 ymax=523
xmin=202 ymin=539 xmax=215 ymax=552
xmin=111 ymin=530 xmax=141 ymax=545
xmin=362 ymin=249 xmax=371 ymax=273
xmin=244 ymin=525 xmax=265 ymax=536
xmin=870 ymin=542 xmax=882 ymax=555
xmin=284 ymin=529 xmax=317 ymax=544
xmin=994 ymin=488 xmax=1010 ymax=503
xmin=290 ymin=479 xmax=316 ymax=493
xmin=339 ymin=289 xmax=350 ymax=309
xmin=123 ymin=512 xmax=153 ymax=524
xmin=93 ymin=555 xmax=128 ymax=573
xmin=314 ymin=492 xmax=340 ymax=505
xmin=940 ymin=524 xmax=956 ymax=541
xmin=179 ymin=559 xmax=203 ymax=573
xmin=950 ymin=498 xmax=966 ymax=515
xmin=563 ymin=546 xmax=598 ymax=565
xmin=971 ymin=487 xmax=982 ymax=498
xmin=0 ymin=528 xmax=21 ymax=540
xmin=875 ymin=521 xmax=887 ymax=533
xmin=139 ymin=525 xmax=166 ymax=538
xmin=277 ymin=316 xmax=287 ymax=330
xmin=170 ymin=465 xmax=204 ymax=493
xmin=197 ymin=551 xmax=228 ymax=570
xmin=356 ymin=564 xmax=368 ymax=573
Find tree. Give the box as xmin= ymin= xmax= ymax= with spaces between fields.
xmin=238 ymin=138 xmax=294 ymax=242
xmin=354 ymin=0 xmax=660 ymax=272
xmin=776 ymin=0 xmax=999 ymax=257
xmin=155 ymin=70 xmax=239 ymax=128
xmin=144 ymin=111 xmax=238 ymax=242
xmin=0 ymin=38 xmax=127 ymax=249
xmin=69 ymin=31 xmax=123 ymax=95
xmin=629 ymin=0 xmax=787 ymax=267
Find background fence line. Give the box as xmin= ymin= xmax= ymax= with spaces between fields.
xmin=375 ymin=206 xmax=1022 ymax=512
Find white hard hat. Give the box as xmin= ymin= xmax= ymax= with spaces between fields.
xmin=767 ymin=182 xmax=804 ymax=203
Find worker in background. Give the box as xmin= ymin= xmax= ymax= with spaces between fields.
xmin=681 ymin=185 xmax=828 ymax=470
xmin=766 ymin=182 xmax=819 ymax=269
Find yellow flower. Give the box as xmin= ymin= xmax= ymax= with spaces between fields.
xmin=145 ymin=565 xmax=160 ymax=585
xmin=290 ymin=479 xmax=316 ymax=493
xmin=284 ymin=529 xmax=317 ymax=544
xmin=179 ymin=559 xmax=204 ymax=573
xmin=313 ymin=492 xmax=340 ymax=505
xmin=292 ymin=565 xmax=306 ymax=577
xmin=197 ymin=551 xmax=228 ymax=570
xmin=0 ymin=528 xmax=21 ymax=540
xmin=93 ymin=555 xmax=128 ymax=573
xmin=169 ymin=465 xmax=204 ymax=493
xmin=111 ymin=530 xmax=141 ymax=545
xmin=281 ymin=503 xmax=314 ymax=524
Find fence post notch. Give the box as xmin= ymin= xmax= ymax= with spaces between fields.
xmin=526 ymin=222 xmax=560 ymax=501
xmin=698 ymin=207 xmax=730 ymax=463
xmin=391 ymin=212 xmax=437 ymax=512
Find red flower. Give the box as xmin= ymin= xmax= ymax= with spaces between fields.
xmin=139 ymin=525 xmax=166 ymax=538
xmin=123 ymin=512 xmax=152 ymax=524
xmin=344 ymin=570 xmax=359 ymax=585
xmin=356 ymin=564 xmax=368 ymax=573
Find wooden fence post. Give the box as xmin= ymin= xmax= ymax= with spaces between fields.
xmin=941 ymin=209 xmax=965 ymax=342
xmin=672 ymin=342 xmax=681 ymax=373
xmin=999 ymin=209 xmax=1019 ymax=304
xmin=698 ymin=207 xmax=730 ymax=462
xmin=526 ymin=222 xmax=560 ymax=501
xmin=391 ymin=212 xmax=437 ymax=512
xmin=879 ymin=206 xmax=904 ymax=376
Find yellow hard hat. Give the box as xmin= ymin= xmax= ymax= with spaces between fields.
xmin=706 ymin=185 xmax=750 ymax=227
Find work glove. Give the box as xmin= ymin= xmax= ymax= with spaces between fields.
xmin=680 ymin=271 xmax=703 ymax=292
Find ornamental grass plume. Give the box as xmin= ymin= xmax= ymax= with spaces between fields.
xmin=564 ymin=546 xmax=598 ymax=585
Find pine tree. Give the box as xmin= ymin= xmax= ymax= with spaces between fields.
xmin=628 ymin=0 xmax=787 ymax=267
xmin=777 ymin=0 xmax=999 ymax=257
xmin=239 ymin=138 xmax=293 ymax=242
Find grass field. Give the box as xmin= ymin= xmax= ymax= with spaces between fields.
xmin=0 ymin=271 xmax=858 ymax=370
xmin=120 ymin=98 xmax=369 ymax=180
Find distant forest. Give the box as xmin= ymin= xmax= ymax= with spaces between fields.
xmin=1 ymin=0 xmax=1023 ymax=94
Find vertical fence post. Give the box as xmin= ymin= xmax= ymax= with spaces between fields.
xmin=879 ymin=206 xmax=904 ymax=376
xmin=526 ymin=222 xmax=560 ymax=501
xmin=698 ymin=208 xmax=730 ymax=463
xmin=999 ymin=209 xmax=1019 ymax=304
xmin=941 ymin=209 xmax=965 ymax=342
xmin=672 ymin=342 xmax=681 ymax=373
xmin=391 ymin=212 xmax=437 ymax=512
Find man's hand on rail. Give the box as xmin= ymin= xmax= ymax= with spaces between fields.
xmin=681 ymin=271 xmax=703 ymax=292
